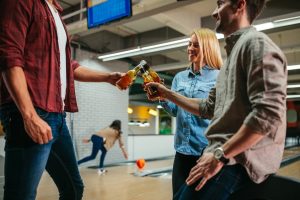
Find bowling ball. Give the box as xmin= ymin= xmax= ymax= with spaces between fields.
xmin=136 ymin=159 xmax=145 ymax=170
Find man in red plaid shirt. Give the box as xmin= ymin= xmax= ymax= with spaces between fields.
xmin=0 ymin=0 xmax=124 ymax=199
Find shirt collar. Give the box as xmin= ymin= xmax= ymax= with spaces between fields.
xmin=44 ymin=0 xmax=63 ymax=13
xmin=224 ymin=26 xmax=255 ymax=55
xmin=188 ymin=64 xmax=204 ymax=77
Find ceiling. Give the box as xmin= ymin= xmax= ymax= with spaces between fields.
xmin=57 ymin=0 xmax=300 ymax=105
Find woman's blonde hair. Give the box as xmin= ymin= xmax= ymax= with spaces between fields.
xmin=191 ymin=28 xmax=223 ymax=69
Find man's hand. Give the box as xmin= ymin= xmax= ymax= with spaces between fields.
xmin=144 ymin=82 xmax=168 ymax=101
xmin=23 ymin=113 xmax=52 ymax=144
xmin=186 ymin=153 xmax=224 ymax=191
xmin=107 ymin=72 xmax=124 ymax=86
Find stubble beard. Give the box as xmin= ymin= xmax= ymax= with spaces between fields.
xmin=215 ymin=20 xmax=224 ymax=34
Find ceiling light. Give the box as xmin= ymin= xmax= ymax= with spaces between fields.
xmin=148 ymin=109 xmax=158 ymax=116
xmin=287 ymin=84 xmax=300 ymax=89
xmin=98 ymin=37 xmax=189 ymax=61
xmin=287 ymin=65 xmax=300 ymax=71
xmin=274 ymin=15 xmax=300 ymax=26
xmin=128 ymin=107 xmax=133 ymax=114
xmin=274 ymin=16 xmax=300 ymax=23
xmin=99 ymin=48 xmax=140 ymax=60
xmin=254 ymin=22 xmax=274 ymax=31
xmin=287 ymin=94 xmax=300 ymax=99
xmin=157 ymin=105 xmax=163 ymax=109
xmin=98 ymin=13 xmax=300 ymax=61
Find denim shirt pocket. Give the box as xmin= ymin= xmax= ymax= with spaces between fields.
xmin=175 ymin=87 xmax=185 ymax=96
xmin=193 ymin=87 xmax=211 ymax=99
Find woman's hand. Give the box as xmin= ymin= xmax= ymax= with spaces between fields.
xmin=144 ymin=82 xmax=169 ymax=101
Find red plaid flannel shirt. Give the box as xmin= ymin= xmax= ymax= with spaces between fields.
xmin=0 ymin=0 xmax=79 ymax=112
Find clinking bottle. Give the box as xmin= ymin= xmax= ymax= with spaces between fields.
xmin=140 ymin=61 xmax=162 ymax=100
xmin=116 ymin=60 xmax=147 ymax=90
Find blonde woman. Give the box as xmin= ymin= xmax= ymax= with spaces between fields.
xmin=159 ymin=28 xmax=222 ymax=197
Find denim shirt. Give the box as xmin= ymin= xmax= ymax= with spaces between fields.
xmin=161 ymin=66 xmax=219 ymax=156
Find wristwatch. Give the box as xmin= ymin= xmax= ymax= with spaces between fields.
xmin=213 ymin=147 xmax=229 ymax=165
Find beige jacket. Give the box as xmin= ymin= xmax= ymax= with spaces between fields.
xmin=96 ymin=127 xmax=125 ymax=150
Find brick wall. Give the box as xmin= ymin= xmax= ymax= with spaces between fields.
xmin=68 ymin=49 xmax=129 ymax=168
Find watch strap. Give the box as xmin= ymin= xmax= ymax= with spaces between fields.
xmin=219 ymin=156 xmax=229 ymax=165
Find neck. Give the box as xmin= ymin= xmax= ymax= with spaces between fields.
xmin=48 ymin=0 xmax=53 ymax=4
xmin=193 ymin=62 xmax=206 ymax=72
xmin=224 ymin=14 xmax=251 ymax=38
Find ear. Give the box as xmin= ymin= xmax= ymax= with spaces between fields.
xmin=236 ymin=0 xmax=247 ymax=12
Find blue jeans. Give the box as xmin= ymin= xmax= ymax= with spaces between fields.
xmin=173 ymin=164 xmax=251 ymax=200
xmin=78 ymin=135 xmax=107 ymax=169
xmin=0 ymin=104 xmax=84 ymax=200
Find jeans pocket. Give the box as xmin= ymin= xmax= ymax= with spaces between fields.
xmin=4 ymin=110 xmax=36 ymax=147
xmin=35 ymin=107 xmax=50 ymax=120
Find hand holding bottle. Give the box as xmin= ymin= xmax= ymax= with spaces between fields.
xmin=108 ymin=72 xmax=125 ymax=86
xmin=116 ymin=60 xmax=146 ymax=90
xmin=144 ymin=82 xmax=168 ymax=101
xmin=115 ymin=70 xmax=136 ymax=90
xmin=139 ymin=61 xmax=164 ymax=100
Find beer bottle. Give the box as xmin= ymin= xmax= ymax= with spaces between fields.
xmin=148 ymin=68 xmax=161 ymax=83
xmin=140 ymin=63 xmax=161 ymax=100
xmin=116 ymin=61 xmax=146 ymax=90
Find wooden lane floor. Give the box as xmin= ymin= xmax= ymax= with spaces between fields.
xmin=36 ymin=146 xmax=300 ymax=200
xmin=278 ymin=160 xmax=300 ymax=179
xmin=283 ymin=146 xmax=300 ymax=159
xmin=37 ymin=159 xmax=173 ymax=200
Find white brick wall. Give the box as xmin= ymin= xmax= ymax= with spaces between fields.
xmin=68 ymin=49 xmax=129 ymax=168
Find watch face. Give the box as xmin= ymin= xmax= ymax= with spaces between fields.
xmin=214 ymin=148 xmax=223 ymax=160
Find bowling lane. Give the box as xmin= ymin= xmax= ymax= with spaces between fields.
xmin=36 ymin=145 xmax=300 ymax=200
xmin=278 ymin=160 xmax=300 ymax=179
xmin=37 ymin=159 xmax=174 ymax=200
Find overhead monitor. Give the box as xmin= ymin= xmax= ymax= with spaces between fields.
xmin=87 ymin=0 xmax=132 ymax=29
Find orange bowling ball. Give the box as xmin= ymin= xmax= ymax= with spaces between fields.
xmin=136 ymin=159 xmax=145 ymax=170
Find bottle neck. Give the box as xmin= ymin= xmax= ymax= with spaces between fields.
xmin=142 ymin=71 xmax=153 ymax=81
xmin=134 ymin=66 xmax=142 ymax=74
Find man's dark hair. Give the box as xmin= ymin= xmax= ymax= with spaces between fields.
xmin=231 ymin=0 xmax=268 ymax=23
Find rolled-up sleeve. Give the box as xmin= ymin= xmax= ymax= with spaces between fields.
xmin=71 ymin=60 xmax=80 ymax=71
xmin=199 ymin=87 xmax=216 ymax=119
xmin=0 ymin=0 xmax=33 ymax=70
xmin=243 ymin=37 xmax=287 ymax=135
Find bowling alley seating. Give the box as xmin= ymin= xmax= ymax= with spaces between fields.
xmin=229 ymin=175 xmax=300 ymax=200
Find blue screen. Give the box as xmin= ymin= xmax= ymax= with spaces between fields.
xmin=87 ymin=0 xmax=132 ymax=29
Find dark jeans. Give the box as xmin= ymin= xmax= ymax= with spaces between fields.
xmin=0 ymin=104 xmax=84 ymax=200
xmin=174 ymin=164 xmax=251 ymax=200
xmin=172 ymin=152 xmax=199 ymax=197
xmin=78 ymin=135 xmax=107 ymax=169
